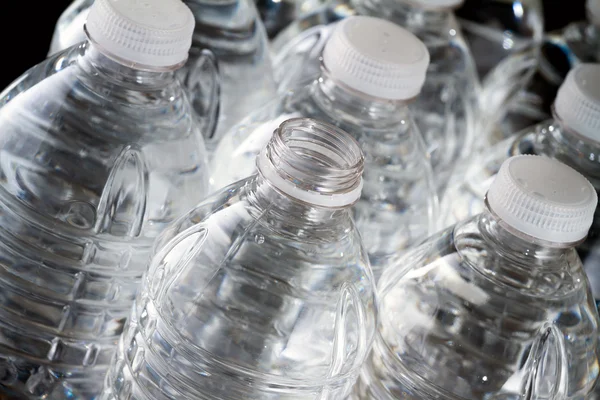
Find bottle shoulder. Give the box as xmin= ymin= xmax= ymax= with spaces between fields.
xmin=220 ymin=84 xmax=429 ymax=164
xmin=376 ymin=215 xmax=597 ymax=399
xmin=381 ymin=214 xmax=590 ymax=304
xmin=0 ymin=46 xmax=209 ymax=238
xmin=138 ymin=177 xmax=376 ymax=386
xmin=161 ymin=177 xmax=363 ymax=247
xmin=0 ymin=45 xmax=202 ymax=145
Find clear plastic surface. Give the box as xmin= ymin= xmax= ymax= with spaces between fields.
xmin=211 ymin=70 xmax=438 ymax=279
xmin=49 ymin=0 xmax=277 ymax=151
xmin=443 ymin=115 xmax=600 ymax=298
xmin=271 ymin=0 xmax=479 ymax=194
xmin=355 ymin=205 xmax=599 ymax=399
xmin=100 ymin=118 xmax=377 ymax=400
xmin=0 ymin=42 xmax=209 ymax=398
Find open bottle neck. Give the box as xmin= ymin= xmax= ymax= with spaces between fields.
xmin=244 ymin=118 xmax=365 ymax=237
xmin=246 ymin=174 xmax=356 ymax=231
xmin=250 ymin=118 xmax=363 ymax=223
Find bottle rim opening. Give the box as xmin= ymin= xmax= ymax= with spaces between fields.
xmin=257 ymin=118 xmax=364 ymax=208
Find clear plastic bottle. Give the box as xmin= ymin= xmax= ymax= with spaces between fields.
xmin=479 ymin=0 xmax=600 ymax=146
xmin=271 ymin=0 xmax=479 ymax=192
xmin=0 ymin=0 xmax=210 ymax=397
xmin=442 ymin=64 xmax=600 ymax=300
xmin=49 ymin=0 xmax=277 ymax=151
xmin=355 ymin=155 xmax=600 ymax=400
xmin=212 ymin=16 xmax=438 ymax=279
xmin=100 ymin=117 xmax=377 ymax=400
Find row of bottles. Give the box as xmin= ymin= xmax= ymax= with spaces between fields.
xmin=0 ymin=0 xmax=597 ymax=398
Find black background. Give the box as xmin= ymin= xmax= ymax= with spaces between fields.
xmin=0 ymin=2 xmax=588 ymax=89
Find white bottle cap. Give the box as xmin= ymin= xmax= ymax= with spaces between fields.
xmin=587 ymin=0 xmax=600 ymax=26
xmin=405 ymin=0 xmax=465 ymax=10
xmin=554 ymin=64 xmax=600 ymax=142
xmin=86 ymin=0 xmax=195 ymax=69
xmin=322 ymin=16 xmax=430 ymax=100
xmin=487 ymin=155 xmax=597 ymax=244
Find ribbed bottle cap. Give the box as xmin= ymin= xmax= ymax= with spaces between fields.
xmin=554 ymin=64 xmax=600 ymax=142
xmin=322 ymin=16 xmax=430 ymax=100
xmin=587 ymin=0 xmax=600 ymax=26
xmin=487 ymin=155 xmax=597 ymax=244
xmin=86 ymin=0 xmax=195 ymax=68
xmin=405 ymin=0 xmax=464 ymax=10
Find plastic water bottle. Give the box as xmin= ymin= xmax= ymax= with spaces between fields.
xmin=271 ymin=0 xmax=479 ymax=193
xmin=455 ymin=0 xmax=544 ymax=80
xmin=442 ymin=63 xmax=600 ymax=299
xmin=211 ymin=16 xmax=438 ymax=280
xmin=100 ymin=117 xmax=377 ymax=400
xmin=479 ymin=0 xmax=600 ymax=146
xmin=49 ymin=0 xmax=277 ymax=151
xmin=0 ymin=0 xmax=210 ymax=397
xmin=355 ymin=155 xmax=600 ymax=399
